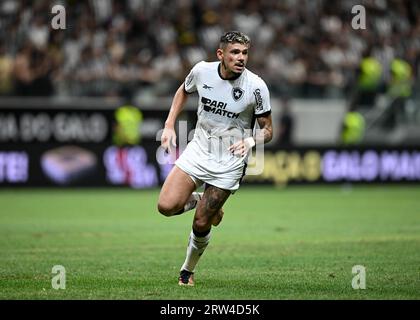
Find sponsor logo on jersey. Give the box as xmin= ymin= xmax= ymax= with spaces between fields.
xmin=203 ymin=84 xmax=213 ymax=90
xmin=232 ymin=87 xmax=244 ymax=101
xmin=253 ymin=89 xmax=263 ymax=111
xmin=201 ymin=97 xmax=240 ymax=119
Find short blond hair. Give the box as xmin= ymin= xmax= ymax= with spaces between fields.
xmin=219 ymin=31 xmax=251 ymax=49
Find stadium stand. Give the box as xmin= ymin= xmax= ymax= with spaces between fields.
xmin=1 ymin=0 xmax=420 ymax=143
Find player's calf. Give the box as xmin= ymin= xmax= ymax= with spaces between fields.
xmin=193 ymin=186 xmax=230 ymax=231
xmin=212 ymin=208 xmax=224 ymax=227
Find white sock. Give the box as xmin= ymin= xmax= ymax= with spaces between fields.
xmin=180 ymin=229 xmax=211 ymax=273
xmin=183 ymin=192 xmax=203 ymax=213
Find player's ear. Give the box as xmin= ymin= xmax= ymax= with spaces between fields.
xmin=216 ymin=48 xmax=223 ymax=61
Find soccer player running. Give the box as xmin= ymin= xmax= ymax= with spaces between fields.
xmin=158 ymin=31 xmax=273 ymax=286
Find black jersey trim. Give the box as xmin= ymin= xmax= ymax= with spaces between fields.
xmin=217 ymin=63 xmax=242 ymax=81
xmin=183 ymin=83 xmax=194 ymax=95
xmin=255 ymin=110 xmax=271 ymax=118
xmin=238 ymin=163 xmax=248 ymax=188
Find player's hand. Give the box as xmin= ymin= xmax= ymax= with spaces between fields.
xmin=161 ymin=127 xmax=177 ymax=154
xmin=228 ymin=137 xmax=255 ymax=156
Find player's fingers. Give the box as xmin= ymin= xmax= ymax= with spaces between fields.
xmin=161 ymin=135 xmax=167 ymax=146
xmin=163 ymin=142 xmax=170 ymax=154
xmin=232 ymin=145 xmax=245 ymax=155
xmin=162 ymin=134 xmax=173 ymax=154
xmin=228 ymin=141 xmax=242 ymax=151
xmin=241 ymin=144 xmax=250 ymax=156
xmin=171 ymin=134 xmax=177 ymax=148
xmin=234 ymin=150 xmax=244 ymax=156
xmin=165 ymin=137 xmax=172 ymax=153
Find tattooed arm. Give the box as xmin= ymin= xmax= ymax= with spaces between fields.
xmin=256 ymin=113 xmax=273 ymax=144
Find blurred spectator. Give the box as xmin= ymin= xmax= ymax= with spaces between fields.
xmin=277 ymin=96 xmax=295 ymax=147
xmin=0 ymin=41 xmax=14 ymax=95
xmin=13 ymin=42 xmax=33 ymax=96
xmin=349 ymin=47 xmax=383 ymax=109
xmin=339 ymin=104 xmax=366 ymax=145
xmin=0 ymin=0 xmax=418 ymax=99
xmin=383 ymin=57 xmax=413 ymax=129
xmin=13 ymin=41 xmax=54 ymax=96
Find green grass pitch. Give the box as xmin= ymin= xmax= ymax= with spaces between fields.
xmin=0 ymin=185 xmax=419 ymax=299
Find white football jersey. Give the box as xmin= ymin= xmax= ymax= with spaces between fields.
xmin=176 ymin=61 xmax=271 ymax=190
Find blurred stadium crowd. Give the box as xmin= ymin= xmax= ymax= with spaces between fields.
xmin=0 ymin=0 xmax=419 ymax=100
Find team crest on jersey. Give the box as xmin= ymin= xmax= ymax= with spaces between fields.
xmin=232 ymin=87 xmax=244 ymax=101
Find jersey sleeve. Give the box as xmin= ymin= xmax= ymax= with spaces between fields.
xmin=253 ymin=79 xmax=271 ymax=117
xmin=184 ymin=61 xmax=203 ymax=94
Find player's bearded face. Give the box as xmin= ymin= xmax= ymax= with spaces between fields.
xmin=218 ymin=43 xmax=249 ymax=77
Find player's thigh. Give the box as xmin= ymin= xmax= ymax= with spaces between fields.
xmin=159 ymin=165 xmax=197 ymax=208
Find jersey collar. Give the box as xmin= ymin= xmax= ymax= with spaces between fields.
xmin=218 ymin=63 xmax=243 ymax=81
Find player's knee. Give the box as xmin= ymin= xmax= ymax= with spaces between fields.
xmin=157 ymin=200 xmax=181 ymax=217
xmin=157 ymin=201 xmax=172 ymax=216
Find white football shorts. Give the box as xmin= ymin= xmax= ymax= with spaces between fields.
xmin=175 ymin=139 xmax=246 ymax=192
